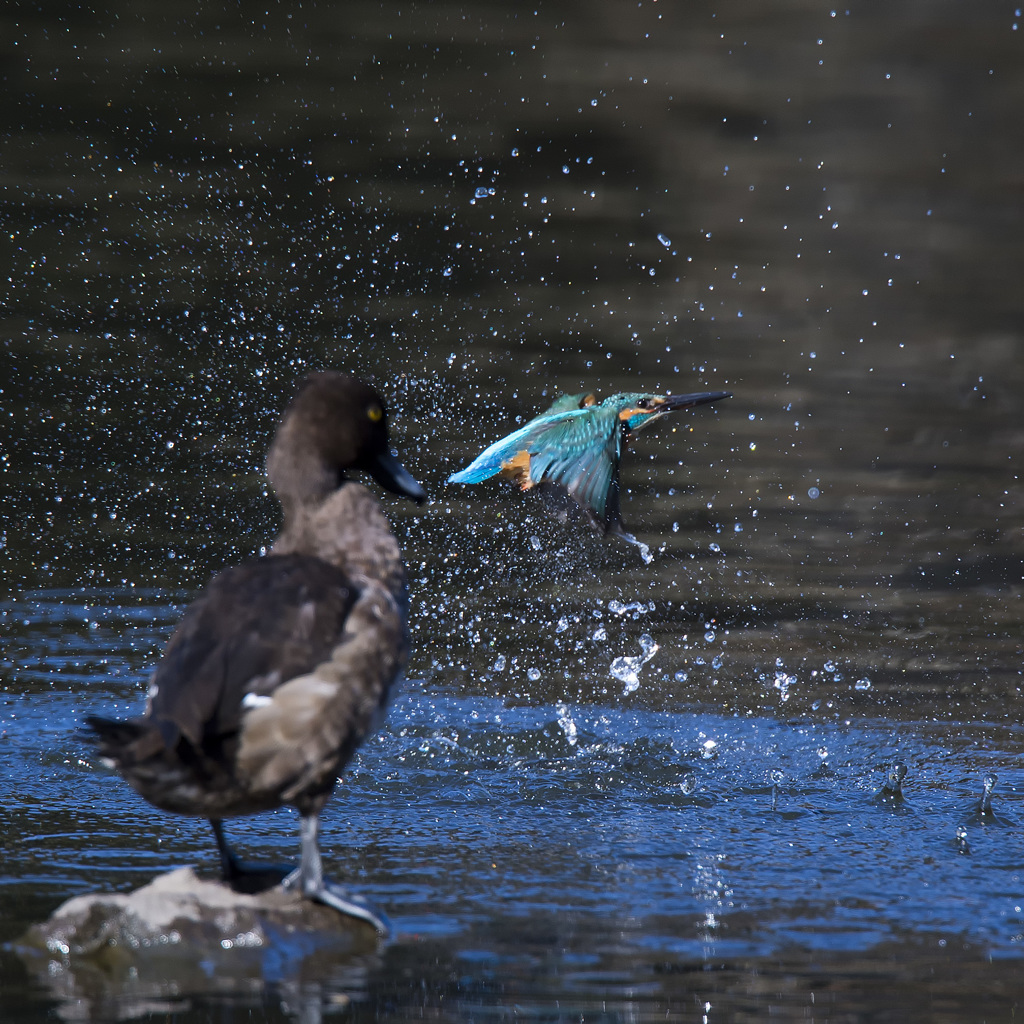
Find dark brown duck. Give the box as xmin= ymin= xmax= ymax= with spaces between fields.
xmin=86 ymin=371 xmax=426 ymax=933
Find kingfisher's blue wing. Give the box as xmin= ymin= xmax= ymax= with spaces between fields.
xmin=448 ymin=399 xmax=624 ymax=527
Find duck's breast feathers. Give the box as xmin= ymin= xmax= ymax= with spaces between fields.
xmin=149 ymin=553 xmax=361 ymax=749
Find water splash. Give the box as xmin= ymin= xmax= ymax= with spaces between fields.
xmin=556 ymin=703 xmax=578 ymax=746
xmin=608 ymin=599 xmax=653 ymax=617
xmin=964 ymin=772 xmax=1004 ymax=825
xmin=978 ymin=773 xmax=998 ymax=816
xmin=956 ymin=824 xmax=970 ymax=855
xmin=772 ymin=670 xmax=796 ymax=703
xmin=617 ymin=529 xmax=654 ymax=564
xmin=610 ymin=633 xmax=659 ymax=695
xmin=875 ymin=761 xmax=908 ymax=804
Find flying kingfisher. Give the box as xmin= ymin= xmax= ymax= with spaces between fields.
xmin=447 ymin=388 xmax=731 ymax=539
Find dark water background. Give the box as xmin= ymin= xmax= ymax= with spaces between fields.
xmin=3 ymin=0 xmax=1024 ymax=1020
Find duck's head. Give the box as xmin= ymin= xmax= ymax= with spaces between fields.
xmin=267 ymin=371 xmax=427 ymax=510
xmin=605 ymin=390 xmax=732 ymax=432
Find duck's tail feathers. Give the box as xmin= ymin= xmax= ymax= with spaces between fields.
xmin=83 ymin=715 xmax=166 ymax=767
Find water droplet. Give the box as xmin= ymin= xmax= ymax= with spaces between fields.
xmin=610 ymin=634 xmax=659 ymax=694
xmin=527 ymin=667 xmax=541 ymax=682
xmin=807 ymin=486 xmax=821 ymax=499
xmin=657 ymin=232 xmax=672 ymax=248
xmin=555 ymin=616 xmax=569 ymax=634
xmin=608 ymin=600 xmax=648 ymax=617
xmin=492 ymin=655 xmax=506 ymax=672
xmin=530 ymin=536 xmax=542 ymax=551
xmin=854 ymin=677 xmax=872 ymax=691
xmin=956 ymin=824 xmax=970 ymax=855
xmin=704 ymin=631 xmax=716 ymax=643
xmin=773 ymin=671 xmax=794 ymax=702
xmin=680 ymin=774 xmax=697 ymax=795
xmin=674 ymin=669 xmax=689 ymax=682
xmin=610 ymin=657 xmax=641 ymax=694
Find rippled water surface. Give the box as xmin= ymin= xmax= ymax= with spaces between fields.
xmin=3 ymin=0 xmax=1024 ymax=1020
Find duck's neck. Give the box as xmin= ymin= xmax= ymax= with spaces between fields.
xmin=271 ymin=483 xmax=408 ymax=601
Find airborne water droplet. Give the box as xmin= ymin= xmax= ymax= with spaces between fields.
xmin=610 ymin=633 xmax=660 ymax=695
xmin=610 ymin=656 xmax=642 ymax=694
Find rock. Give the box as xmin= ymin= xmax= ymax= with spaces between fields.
xmin=15 ymin=868 xmax=381 ymax=1021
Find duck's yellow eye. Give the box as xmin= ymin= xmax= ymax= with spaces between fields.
xmin=367 ymin=403 xmax=383 ymax=423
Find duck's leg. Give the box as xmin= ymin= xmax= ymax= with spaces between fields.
xmin=282 ymin=813 xmax=391 ymax=936
xmin=209 ymin=818 xmax=291 ymax=893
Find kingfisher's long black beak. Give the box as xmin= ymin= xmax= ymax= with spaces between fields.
xmin=661 ymin=390 xmax=732 ymax=411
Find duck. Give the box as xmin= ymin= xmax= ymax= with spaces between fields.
xmin=85 ymin=371 xmax=426 ymax=934
xmin=447 ymin=388 xmax=730 ymax=539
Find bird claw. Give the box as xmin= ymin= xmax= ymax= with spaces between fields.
xmin=282 ymin=871 xmax=390 ymax=936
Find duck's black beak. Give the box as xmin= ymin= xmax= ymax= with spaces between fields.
xmin=661 ymin=390 xmax=732 ymax=411
xmin=369 ymin=450 xmax=428 ymax=504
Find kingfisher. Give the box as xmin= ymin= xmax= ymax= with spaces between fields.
xmin=447 ymin=388 xmax=731 ymax=538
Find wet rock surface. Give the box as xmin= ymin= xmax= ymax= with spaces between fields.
xmin=16 ymin=869 xmax=379 ymax=1021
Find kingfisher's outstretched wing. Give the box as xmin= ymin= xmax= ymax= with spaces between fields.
xmin=448 ymin=395 xmax=624 ymax=527
xmin=448 ymin=388 xmax=731 ymax=534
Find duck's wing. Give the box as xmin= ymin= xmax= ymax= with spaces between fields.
xmin=141 ymin=554 xmax=358 ymax=753
xmin=448 ymin=404 xmax=622 ymax=527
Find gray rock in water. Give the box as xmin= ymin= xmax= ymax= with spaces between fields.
xmin=16 ymin=868 xmax=381 ymax=1021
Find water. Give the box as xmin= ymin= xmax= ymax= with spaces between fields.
xmin=4 ymin=0 xmax=1024 ymax=1019
xmin=5 ymin=587 xmax=1024 ymax=1019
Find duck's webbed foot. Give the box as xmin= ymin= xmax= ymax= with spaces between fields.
xmin=281 ymin=813 xmax=391 ymax=936
xmin=210 ymin=819 xmax=292 ymax=894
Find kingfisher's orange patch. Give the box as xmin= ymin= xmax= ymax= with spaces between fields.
xmin=499 ymin=449 xmax=534 ymax=489
xmin=618 ymin=407 xmax=654 ymax=421
xmin=581 ymin=393 xmax=597 ymax=407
